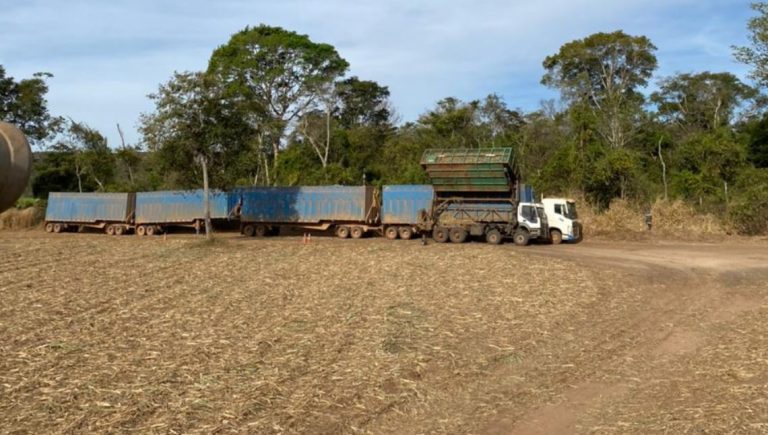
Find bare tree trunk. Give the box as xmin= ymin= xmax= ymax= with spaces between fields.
xmin=325 ymin=105 xmax=331 ymax=165
xmin=658 ymin=137 xmax=667 ymax=200
xmin=116 ymin=123 xmax=135 ymax=184
xmin=75 ymin=164 xmax=84 ymax=193
xmin=93 ymin=178 xmax=105 ymax=192
xmin=198 ymin=156 xmax=212 ymax=240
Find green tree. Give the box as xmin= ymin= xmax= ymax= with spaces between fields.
xmin=335 ymin=77 xmax=392 ymax=129
xmin=651 ymin=72 xmax=756 ymax=132
xmin=734 ymin=2 xmax=768 ymax=87
xmin=140 ymin=72 xmax=256 ymax=188
xmin=542 ymin=31 xmax=657 ymax=149
xmin=64 ymin=121 xmax=115 ymax=192
xmin=0 ymin=65 xmax=61 ymax=145
xmin=207 ymin=25 xmax=349 ymax=184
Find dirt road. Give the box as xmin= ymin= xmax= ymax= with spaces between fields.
xmin=504 ymin=239 xmax=768 ymax=434
xmin=0 ymin=232 xmax=766 ymax=433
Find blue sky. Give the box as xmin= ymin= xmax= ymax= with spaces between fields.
xmin=0 ymin=0 xmax=755 ymax=147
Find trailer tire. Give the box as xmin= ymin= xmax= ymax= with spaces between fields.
xmin=550 ymin=229 xmax=563 ymax=245
xmin=513 ymin=229 xmax=530 ymax=246
xmin=45 ymin=222 xmax=54 ymax=233
xmin=351 ymin=226 xmax=364 ymax=239
xmin=398 ymin=227 xmax=413 ymax=240
xmin=242 ymin=224 xmax=255 ymax=237
xmin=136 ymin=225 xmax=145 ymax=236
xmin=432 ymin=227 xmax=449 ymax=243
xmin=115 ymin=225 xmax=125 ymax=236
xmin=486 ymin=229 xmax=502 ymax=245
xmin=53 ymin=223 xmax=62 ymax=233
xmin=336 ymin=226 xmax=350 ymax=239
xmin=146 ymin=225 xmax=156 ymax=236
xmin=255 ymin=225 xmax=269 ymax=237
xmin=384 ymin=226 xmax=399 ymax=240
xmin=449 ymin=227 xmax=468 ymax=243
xmin=106 ymin=225 xmax=116 ymax=236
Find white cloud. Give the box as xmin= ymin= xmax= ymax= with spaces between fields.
xmin=0 ymin=0 xmax=755 ymax=146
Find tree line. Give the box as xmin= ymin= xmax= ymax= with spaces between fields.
xmin=3 ymin=4 xmax=768 ymax=234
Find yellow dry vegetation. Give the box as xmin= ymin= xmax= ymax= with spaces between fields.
xmin=579 ymin=198 xmax=726 ymax=240
xmin=0 ymin=207 xmax=44 ymax=230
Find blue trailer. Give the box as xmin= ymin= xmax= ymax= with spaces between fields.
xmin=380 ymin=185 xmax=434 ymax=239
xmin=44 ymin=192 xmax=135 ymax=235
xmin=134 ymin=190 xmax=231 ymax=236
xmin=232 ymin=186 xmax=378 ymax=238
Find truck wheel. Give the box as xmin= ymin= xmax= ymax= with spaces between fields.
xmin=115 ymin=225 xmax=125 ymax=236
xmin=242 ymin=224 xmax=255 ymax=237
xmin=513 ymin=229 xmax=530 ymax=246
xmin=398 ymin=227 xmax=413 ymax=240
xmin=486 ymin=229 xmax=502 ymax=245
xmin=351 ymin=226 xmax=364 ymax=239
xmin=53 ymin=223 xmax=62 ymax=233
xmin=255 ymin=225 xmax=268 ymax=237
xmin=336 ymin=226 xmax=350 ymax=239
xmin=45 ymin=222 xmax=54 ymax=233
xmin=384 ymin=227 xmax=399 ymax=240
xmin=136 ymin=225 xmax=146 ymax=236
xmin=550 ymin=229 xmax=563 ymax=245
xmin=432 ymin=227 xmax=449 ymax=243
xmin=449 ymin=227 xmax=468 ymax=243
xmin=106 ymin=225 xmax=116 ymax=236
xmin=146 ymin=225 xmax=156 ymax=236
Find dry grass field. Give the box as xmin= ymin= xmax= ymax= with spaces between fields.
xmin=1 ymin=230 xmax=767 ymax=434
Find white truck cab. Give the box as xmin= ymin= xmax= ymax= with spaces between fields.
xmin=515 ymin=202 xmax=549 ymax=245
xmin=541 ymin=198 xmax=581 ymax=244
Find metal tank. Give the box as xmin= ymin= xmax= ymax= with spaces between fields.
xmin=0 ymin=122 xmax=33 ymax=213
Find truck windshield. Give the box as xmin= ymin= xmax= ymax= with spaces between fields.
xmin=566 ymin=201 xmax=578 ymax=219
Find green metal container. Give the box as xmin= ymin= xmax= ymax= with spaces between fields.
xmin=420 ymin=148 xmax=515 ymax=195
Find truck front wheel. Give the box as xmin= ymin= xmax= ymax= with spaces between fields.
xmin=513 ymin=229 xmax=530 ymax=246
xmin=550 ymin=229 xmax=563 ymax=245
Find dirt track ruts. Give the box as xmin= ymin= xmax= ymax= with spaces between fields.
xmin=1 ymin=231 xmax=767 ymax=434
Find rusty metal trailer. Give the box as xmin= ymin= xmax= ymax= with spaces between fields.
xmin=44 ymin=192 xmax=136 ymax=235
xmin=418 ymin=148 xmax=548 ymax=245
xmin=380 ymin=185 xmax=434 ymax=240
xmin=232 ymin=186 xmax=379 ymax=238
xmin=134 ymin=190 xmax=231 ymax=236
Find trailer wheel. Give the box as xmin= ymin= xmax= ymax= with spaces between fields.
xmin=45 ymin=222 xmax=54 ymax=233
xmin=398 ymin=227 xmax=413 ymax=240
xmin=449 ymin=227 xmax=468 ymax=243
xmin=432 ymin=227 xmax=449 ymax=243
xmin=513 ymin=229 xmax=530 ymax=246
xmin=106 ymin=225 xmax=116 ymax=236
xmin=550 ymin=229 xmax=563 ymax=245
xmin=351 ymin=226 xmax=364 ymax=239
xmin=53 ymin=223 xmax=62 ymax=233
xmin=115 ymin=225 xmax=125 ymax=236
xmin=136 ymin=225 xmax=146 ymax=236
xmin=384 ymin=226 xmax=399 ymax=240
xmin=146 ymin=225 xmax=156 ymax=236
xmin=336 ymin=226 xmax=350 ymax=239
xmin=242 ymin=224 xmax=255 ymax=237
xmin=486 ymin=229 xmax=503 ymax=245
xmin=255 ymin=225 xmax=269 ymax=237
